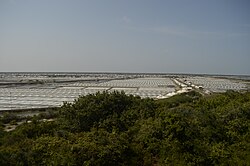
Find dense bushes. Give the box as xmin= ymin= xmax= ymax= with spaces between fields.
xmin=0 ymin=91 xmax=250 ymax=165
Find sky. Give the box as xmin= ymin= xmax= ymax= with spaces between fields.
xmin=0 ymin=0 xmax=250 ymax=75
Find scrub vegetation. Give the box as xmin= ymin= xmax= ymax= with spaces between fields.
xmin=0 ymin=91 xmax=250 ymax=165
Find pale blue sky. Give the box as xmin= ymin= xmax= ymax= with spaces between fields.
xmin=0 ymin=0 xmax=249 ymax=74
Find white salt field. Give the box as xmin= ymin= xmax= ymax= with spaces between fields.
xmin=0 ymin=73 xmax=249 ymax=111
xmin=180 ymin=76 xmax=247 ymax=93
xmin=0 ymin=76 xmax=177 ymax=111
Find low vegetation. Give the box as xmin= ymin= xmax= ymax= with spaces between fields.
xmin=0 ymin=91 xmax=249 ymax=165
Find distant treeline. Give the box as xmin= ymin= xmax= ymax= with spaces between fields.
xmin=0 ymin=90 xmax=250 ymax=165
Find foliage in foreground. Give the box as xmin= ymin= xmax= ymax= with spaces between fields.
xmin=0 ymin=91 xmax=250 ymax=165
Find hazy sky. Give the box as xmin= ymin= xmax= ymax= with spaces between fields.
xmin=0 ymin=0 xmax=250 ymax=74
